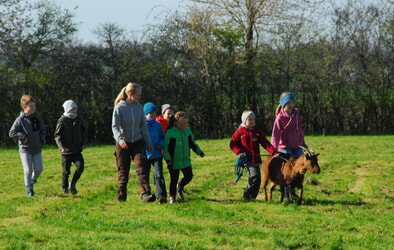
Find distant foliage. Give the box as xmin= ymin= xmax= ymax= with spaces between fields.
xmin=1 ymin=0 xmax=393 ymax=146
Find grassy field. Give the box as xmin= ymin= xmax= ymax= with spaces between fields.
xmin=0 ymin=136 xmax=393 ymax=249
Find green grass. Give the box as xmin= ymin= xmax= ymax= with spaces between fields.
xmin=1 ymin=136 xmax=393 ymax=249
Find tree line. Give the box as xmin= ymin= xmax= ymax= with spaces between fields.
xmin=1 ymin=0 xmax=393 ymax=146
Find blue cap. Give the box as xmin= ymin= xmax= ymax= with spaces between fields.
xmin=143 ymin=102 xmax=157 ymax=115
xmin=280 ymin=93 xmax=295 ymax=108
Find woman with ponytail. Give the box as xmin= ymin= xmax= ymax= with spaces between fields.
xmin=112 ymin=83 xmax=154 ymax=203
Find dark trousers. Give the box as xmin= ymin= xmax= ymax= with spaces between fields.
xmin=62 ymin=153 xmax=84 ymax=189
xmin=115 ymin=140 xmax=151 ymax=201
xmin=169 ymin=166 xmax=193 ymax=196
xmin=147 ymin=158 xmax=167 ymax=199
xmin=244 ymin=163 xmax=261 ymax=199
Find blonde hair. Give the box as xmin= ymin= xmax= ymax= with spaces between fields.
xmin=275 ymin=91 xmax=291 ymax=116
xmin=168 ymin=111 xmax=188 ymax=130
xmin=114 ymin=82 xmax=142 ymax=106
xmin=20 ymin=95 xmax=34 ymax=109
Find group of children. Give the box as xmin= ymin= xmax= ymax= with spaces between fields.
xmin=111 ymin=83 xmax=205 ymax=204
xmin=9 ymin=96 xmax=87 ymax=197
xmin=9 ymin=85 xmax=306 ymax=203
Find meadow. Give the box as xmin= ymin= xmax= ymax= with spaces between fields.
xmin=0 ymin=136 xmax=393 ymax=249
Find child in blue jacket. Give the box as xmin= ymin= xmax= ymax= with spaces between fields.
xmin=144 ymin=102 xmax=167 ymax=203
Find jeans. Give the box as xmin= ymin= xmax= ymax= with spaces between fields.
xmin=62 ymin=153 xmax=84 ymax=189
xmin=115 ymin=140 xmax=151 ymax=201
xmin=20 ymin=152 xmax=43 ymax=188
xmin=147 ymin=158 xmax=167 ymax=199
xmin=279 ymin=148 xmax=304 ymax=158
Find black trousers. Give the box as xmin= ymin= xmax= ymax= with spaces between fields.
xmin=168 ymin=166 xmax=193 ymax=196
xmin=62 ymin=152 xmax=84 ymax=189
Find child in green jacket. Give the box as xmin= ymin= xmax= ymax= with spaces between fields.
xmin=164 ymin=111 xmax=204 ymax=203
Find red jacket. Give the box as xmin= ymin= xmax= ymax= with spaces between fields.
xmin=230 ymin=126 xmax=276 ymax=164
xmin=156 ymin=115 xmax=168 ymax=133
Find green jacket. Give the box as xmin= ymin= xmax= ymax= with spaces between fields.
xmin=164 ymin=127 xmax=203 ymax=170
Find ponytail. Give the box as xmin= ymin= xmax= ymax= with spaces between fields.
xmin=114 ymin=87 xmax=127 ymax=106
xmin=167 ymin=111 xmax=188 ymax=130
xmin=275 ymin=104 xmax=281 ymax=116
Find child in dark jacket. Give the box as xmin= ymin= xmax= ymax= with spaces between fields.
xmin=54 ymin=100 xmax=87 ymax=195
xmin=143 ymin=102 xmax=167 ymax=203
xmin=9 ymin=95 xmax=46 ymax=197
xmin=230 ymin=110 xmax=278 ymax=201
xmin=164 ymin=111 xmax=204 ymax=203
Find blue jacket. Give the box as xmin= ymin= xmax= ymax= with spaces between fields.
xmin=145 ymin=118 xmax=164 ymax=159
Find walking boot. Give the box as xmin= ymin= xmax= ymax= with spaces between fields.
xmin=70 ymin=181 xmax=77 ymax=195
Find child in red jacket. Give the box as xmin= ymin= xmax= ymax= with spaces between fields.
xmin=230 ymin=110 xmax=278 ymax=201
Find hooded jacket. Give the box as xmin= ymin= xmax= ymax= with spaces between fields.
xmin=230 ymin=126 xmax=276 ymax=164
xmin=54 ymin=115 xmax=87 ymax=155
xmin=145 ymin=118 xmax=164 ymax=159
xmin=9 ymin=112 xmax=46 ymax=154
xmin=164 ymin=126 xmax=203 ymax=170
xmin=112 ymin=100 xmax=152 ymax=147
xmin=271 ymin=108 xmax=307 ymax=150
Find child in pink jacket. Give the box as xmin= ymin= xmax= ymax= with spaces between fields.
xmin=271 ymin=92 xmax=307 ymax=158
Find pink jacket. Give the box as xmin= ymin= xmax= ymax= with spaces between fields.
xmin=271 ymin=108 xmax=307 ymax=151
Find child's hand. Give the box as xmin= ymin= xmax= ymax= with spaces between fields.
xmin=61 ymin=148 xmax=66 ymax=153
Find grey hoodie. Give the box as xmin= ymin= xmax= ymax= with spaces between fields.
xmin=112 ymin=100 xmax=151 ymax=147
xmin=9 ymin=111 xmax=46 ymax=154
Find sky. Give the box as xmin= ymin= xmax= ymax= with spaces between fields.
xmin=49 ymin=0 xmax=187 ymax=43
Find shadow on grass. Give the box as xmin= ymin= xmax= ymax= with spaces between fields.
xmin=202 ymin=197 xmax=368 ymax=206
xmin=302 ymin=198 xmax=367 ymax=206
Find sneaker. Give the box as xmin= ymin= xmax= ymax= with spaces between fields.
xmin=169 ymin=195 xmax=176 ymax=204
xmin=26 ymin=185 xmax=34 ymax=197
xmin=141 ymin=194 xmax=156 ymax=203
xmin=176 ymin=183 xmax=184 ymax=202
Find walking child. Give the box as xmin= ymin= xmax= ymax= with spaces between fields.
xmin=143 ymin=102 xmax=167 ymax=203
xmin=9 ymin=95 xmax=46 ymax=197
xmin=164 ymin=111 xmax=204 ymax=203
xmin=54 ymin=100 xmax=87 ymax=195
xmin=156 ymin=104 xmax=174 ymax=133
xmin=271 ymin=92 xmax=307 ymax=158
xmin=230 ymin=110 xmax=278 ymax=201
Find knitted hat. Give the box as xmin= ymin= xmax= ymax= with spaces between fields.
xmin=241 ymin=111 xmax=255 ymax=125
xmin=161 ymin=104 xmax=173 ymax=115
xmin=62 ymin=100 xmax=78 ymax=114
xmin=144 ymin=102 xmax=157 ymax=115
xmin=280 ymin=93 xmax=295 ymax=108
